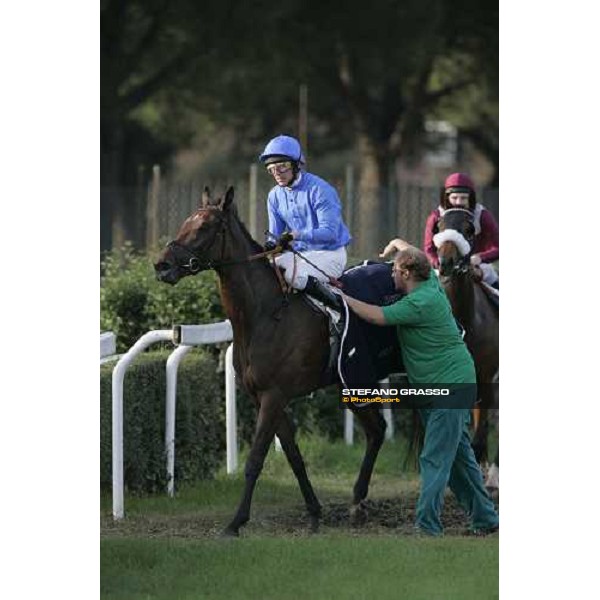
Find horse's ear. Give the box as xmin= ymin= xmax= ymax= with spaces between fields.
xmin=201 ymin=186 xmax=211 ymax=207
xmin=222 ymin=186 xmax=234 ymax=210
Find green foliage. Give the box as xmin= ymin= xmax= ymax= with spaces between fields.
xmin=100 ymin=350 xmax=225 ymax=494
xmin=100 ymin=243 xmax=224 ymax=352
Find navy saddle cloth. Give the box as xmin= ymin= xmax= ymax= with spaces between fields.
xmin=337 ymin=261 xmax=405 ymax=387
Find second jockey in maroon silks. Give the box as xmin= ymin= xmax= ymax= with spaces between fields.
xmin=423 ymin=173 xmax=499 ymax=288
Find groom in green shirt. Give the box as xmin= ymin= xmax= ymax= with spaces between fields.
xmin=342 ymin=240 xmax=498 ymax=536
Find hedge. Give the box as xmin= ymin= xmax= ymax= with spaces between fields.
xmin=100 ymin=349 xmax=225 ymax=494
xmin=100 ymin=349 xmax=418 ymax=495
xmin=99 ymin=349 xmax=359 ymax=494
xmin=100 ymin=243 xmax=224 ymax=353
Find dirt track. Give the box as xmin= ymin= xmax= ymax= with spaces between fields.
xmin=101 ymin=490 xmax=499 ymax=539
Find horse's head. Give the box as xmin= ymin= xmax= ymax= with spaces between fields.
xmin=434 ymin=208 xmax=476 ymax=277
xmin=154 ymin=186 xmax=235 ymax=285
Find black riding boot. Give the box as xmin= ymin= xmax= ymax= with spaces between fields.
xmin=304 ymin=276 xmax=342 ymax=311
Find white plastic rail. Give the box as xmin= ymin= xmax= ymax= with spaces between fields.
xmin=111 ymin=321 xmax=236 ymax=520
xmin=344 ymin=377 xmax=395 ymax=445
xmin=112 ymin=329 xmax=173 ymax=520
xmin=165 ymin=321 xmax=235 ymax=497
xmin=101 ymin=332 xmax=116 ymax=358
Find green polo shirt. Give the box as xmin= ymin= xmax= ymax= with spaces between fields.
xmin=381 ymin=269 xmax=476 ymax=384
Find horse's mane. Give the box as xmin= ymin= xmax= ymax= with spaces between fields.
xmin=230 ymin=203 xmax=266 ymax=254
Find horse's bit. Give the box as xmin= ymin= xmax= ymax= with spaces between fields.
xmin=166 ymin=210 xmax=228 ymax=273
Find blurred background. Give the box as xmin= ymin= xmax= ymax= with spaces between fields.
xmin=101 ymin=0 xmax=498 ymax=259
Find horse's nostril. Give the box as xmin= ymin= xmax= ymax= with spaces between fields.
xmin=439 ymin=257 xmax=452 ymax=275
xmin=155 ymin=261 xmax=170 ymax=272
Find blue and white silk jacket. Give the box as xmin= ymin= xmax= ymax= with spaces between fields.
xmin=267 ymin=172 xmax=352 ymax=252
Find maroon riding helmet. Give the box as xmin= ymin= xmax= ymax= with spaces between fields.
xmin=440 ymin=172 xmax=477 ymax=210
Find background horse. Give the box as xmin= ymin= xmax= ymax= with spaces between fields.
xmin=154 ymin=186 xmax=387 ymax=536
xmin=435 ymin=208 xmax=499 ymax=489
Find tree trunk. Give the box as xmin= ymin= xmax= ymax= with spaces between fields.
xmin=101 ymin=119 xmax=140 ymax=252
xmin=355 ymin=133 xmax=390 ymax=257
xmin=100 ymin=122 xmax=123 ymax=253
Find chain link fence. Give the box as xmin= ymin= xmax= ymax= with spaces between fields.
xmin=104 ymin=167 xmax=498 ymax=259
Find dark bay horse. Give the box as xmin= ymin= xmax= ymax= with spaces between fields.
xmin=435 ymin=208 xmax=499 ymax=488
xmin=154 ymin=186 xmax=387 ymax=536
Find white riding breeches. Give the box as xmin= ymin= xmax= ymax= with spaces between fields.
xmin=274 ymin=246 xmax=348 ymax=290
xmin=480 ymin=263 xmax=499 ymax=286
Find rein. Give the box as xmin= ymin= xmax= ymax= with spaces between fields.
xmin=449 ymin=254 xmax=472 ymax=276
xmin=290 ymin=248 xmax=342 ymax=287
xmin=263 ymin=230 xmax=342 ymax=287
xmin=167 ymin=239 xmax=280 ymax=274
xmin=167 ymin=211 xmax=284 ymax=275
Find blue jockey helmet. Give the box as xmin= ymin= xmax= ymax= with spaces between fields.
xmin=259 ymin=135 xmax=303 ymax=165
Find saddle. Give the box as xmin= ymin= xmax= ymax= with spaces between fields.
xmin=303 ymin=261 xmax=405 ymax=388
xmin=301 ymin=294 xmax=346 ymax=381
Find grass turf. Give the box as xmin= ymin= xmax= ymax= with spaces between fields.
xmin=101 ymin=434 xmax=498 ymax=599
xmin=101 ymin=535 xmax=498 ymax=600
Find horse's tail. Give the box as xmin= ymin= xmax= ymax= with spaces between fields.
xmin=403 ymin=409 xmax=424 ymax=472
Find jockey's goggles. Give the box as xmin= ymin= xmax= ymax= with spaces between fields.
xmin=445 ymin=187 xmax=471 ymax=195
xmin=266 ymin=161 xmax=293 ymax=175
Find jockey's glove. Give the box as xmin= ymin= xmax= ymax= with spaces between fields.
xmin=264 ymin=240 xmax=277 ymax=252
xmin=278 ymin=231 xmax=294 ymax=250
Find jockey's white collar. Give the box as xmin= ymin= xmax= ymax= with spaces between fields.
xmin=286 ymin=171 xmax=303 ymax=190
xmin=433 ymin=229 xmax=471 ymax=256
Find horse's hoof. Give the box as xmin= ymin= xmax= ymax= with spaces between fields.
xmin=220 ymin=527 xmax=240 ymax=538
xmin=309 ymin=516 xmax=320 ymax=534
xmin=486 ymin=487 xmax=499 ymax=502
xmin=349 ymin=501 xmax=368 ymax=526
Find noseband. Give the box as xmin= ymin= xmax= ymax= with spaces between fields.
xmin=166 ymin=239 xmax=215 ymax=273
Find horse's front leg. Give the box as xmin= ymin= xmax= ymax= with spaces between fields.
xmin=275 ymin=412 xmax=322 ymax=532
xmin=349 ymin=407 xmax=386 ymax=524
xmin=223 ymin=391 xmax=283 ymax=537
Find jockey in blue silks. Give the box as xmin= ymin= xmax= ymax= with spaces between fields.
xmin=259 ymin=135 xmax=352 ymax=309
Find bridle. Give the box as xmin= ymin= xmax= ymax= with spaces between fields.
xmin=446 ymin=253 xmax=472 ymax=276
xmin=437 ymin=209 xmax=476 ymax=277
xmin=166 ymin=208 xmax=278 ymax=274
